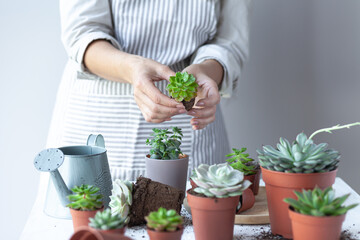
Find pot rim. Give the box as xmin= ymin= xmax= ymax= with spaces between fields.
xmin=288 ymin=206 xmax=346 ymax=226
xmin=146 ymin=225 xmax=184 ymax=233
xmin=145 ymin=154 xmax=189 ymax=162
xmin=260 ymin=166 xmax=338 ymax=176
xmin=288 ymin=206 xmax=346 ymax=220
xmin=69 ymin=206 xmax=104 ymax=212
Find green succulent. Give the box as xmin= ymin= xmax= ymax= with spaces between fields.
xmin=146 ymin=127 xmax=183 ymax=160
xmin=166 ymin=72 xmax=198 ymax=102
xmin=226 ymin=148 xmax=257 ymax=176
xmin=284 ymin=187 xmax=358 ymax=217
xmin=145 ymin=207 xmax=183 ymax=232
xmin=89 ymin=208 xmax=128 ymax=230
xmin=258 ymin=122 xmax=360 ymax=173
xmin=109 ymin=179 xmax=133 ymax=220
xmin=191 ymin=163 xmax=251 ymax=198
xmin=66 ymin=184 xmax=103 ymax=211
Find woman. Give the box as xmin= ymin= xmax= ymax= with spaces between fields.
xmin=47 ymin=0 xmax=251 ymax=180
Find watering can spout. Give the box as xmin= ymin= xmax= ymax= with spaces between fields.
xmin=34 ymin=148 xmax=72 ymax=206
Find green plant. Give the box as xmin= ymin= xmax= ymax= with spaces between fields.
xmin=89 ymin=208 xmax=128 ymax=230
xmin=284 ymin=187 xmax=358 ymax=216
xmin=109 ymin=179 xmax=132 ymax=220
xmin=166 ymin=72 xmax=198 ymax=102
xmin=66 ymin=184 xmax=103 ymax=211
xmin=191 ymin=163 xmax=251 ymax=198
xmin=146 ymin=127 xmax=183 ymax=160
xmin=145 ymin=207 xmax=183 ymax=232
xmin=226 ymin=148 xmax=257 ymax=175
xmin=257 ymin=122 xmax=360 ymax=173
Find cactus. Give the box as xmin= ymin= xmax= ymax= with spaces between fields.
xmin=284 ymin=187 xmax=358 ymax=216
xmin=109 ymin=179 xmax=133 ymax=220
xmin=146 ymin=127 xmax=183 ymax=160
xmin=89 ymin=208 xmax=128 ymax=230
xmin=66 ymin=184 xmax=103 ymax=211
xmin=191 ymin=163 xmax=251 ymax=198
xmin=145 ymin=207 xmax=183 ymax=232
xmin=166 ymin=72 xmax=198 ymax=110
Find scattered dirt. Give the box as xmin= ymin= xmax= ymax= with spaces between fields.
xmin=128 ymin=176 xmax=185 ymax=226
xmin=340 ymin=229 xmax=358 ymax=240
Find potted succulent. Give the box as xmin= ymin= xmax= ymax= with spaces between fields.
xmin=226 ymin=148 xmax=259 ymax=213
xmin=67 ymin=184 xmax=103 ymax=230
xmin=145 ymin=207 xmax=184 ymax=240
xmin=187 ymin=163 xmax=251 ymax=240
xmin=89 ymin=208 xmax=128 ymax=235
xmin=284 ymin=187 xmax=358 ymax=240
xmin=257 ymin=122 xmax=360 ymax=238
xmin=166 ymin=71 xmax=199 ymax=110
xmin=145 ymin=127 xmax=188 ymax=192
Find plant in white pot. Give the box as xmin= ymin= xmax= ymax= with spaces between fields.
xmin=257 ymin=122 xmax=360 ymax=238
xmin=187 ymin=163 xmax=251 ymax=240
xmin=145 ymin=127 xmax=188 ymax=192
xmin=284 ymin=187 xmax=358 ymax=240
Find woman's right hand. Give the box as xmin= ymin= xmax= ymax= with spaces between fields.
xmin=128 ymin=56 xmax=186 ymax=123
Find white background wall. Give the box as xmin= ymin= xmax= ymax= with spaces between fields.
xmin=1 ymin=0 xmax=359 ymax=239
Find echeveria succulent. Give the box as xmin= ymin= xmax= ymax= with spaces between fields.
xmin=146 ymin=127 xmax=183 ymax=160
xmin=109 ymin=179 xmax=133 ymax=220
xmin=66 ymin=184 xmax=103 ymax=211
xmin=258 ymin=122 xmax=360 ymax=173
xmin=191 ymin=163 xmax=251 ymax=198
xmin=89 ymin=208 xmax=128 ymax=230
xmin=284 ymin=187 xmax=358 ymax=216
xmin=145 ymin=207 xmax=183 ymax=232
xmin=226 ymin=148 xmax=257 ymax=175
xmin=166 ymin=72 xmax=198 ymax=102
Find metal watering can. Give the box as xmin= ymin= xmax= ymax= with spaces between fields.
xmin=34 ymin=134 xmax=113 ymax=219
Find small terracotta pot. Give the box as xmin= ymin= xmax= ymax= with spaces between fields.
xmin=187 ymin=190 xmax=239 ymax=240
xmin=97 ymin=228 xmax=126 ymax=235
xmin=289 ymin=207 xmax=345 ymax=240
xmin=70 ymin=226 xmax=131 ymax=240
xmin=147 ymin=227 xmax=183 ymax=240
xmin=145 ymin=154 xmax=189 ymax=192
xmin=236 ymin=188 xmax=255 ymax=213
xmin=261 ymin=167 xmax=337 ymax=239
xmin=70 ymin=207 xmax=103 ymax=231
xmin=244 ymin=169 xmax=261 ymax=195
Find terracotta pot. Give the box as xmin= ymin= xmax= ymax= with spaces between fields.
xmin=236 ymin=188 xmax=255 ymax=213
xmin=145 ymin=154 xmax=188 ymax=192
xmin=70 ymin=207 xmax=103 ymax=231
xmin=147 ymin=227 xmax=183 ymax=240
xmin=70 ymin=226 xmax=131 ymax=240
xmin=261 ymin=167 xmax=337 ymax=239
xmin=289 ymin=207 xmax=345 ymax=240
xmin=244 ymin=168 xmax=261 ymax=195
xmin=97 ymin=228 xmax=126 ymax=235
xmin=187 ymin=190 xmax=239 ymax=240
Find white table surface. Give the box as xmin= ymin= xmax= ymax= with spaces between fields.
xmin=21 ymin=178 xmax=360 ymax=240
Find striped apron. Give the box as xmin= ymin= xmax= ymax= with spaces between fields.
xmin=47 ymin=0 xmax=230 ymax=181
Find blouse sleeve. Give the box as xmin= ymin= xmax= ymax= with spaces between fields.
xmin=60 ymin=0 xmax=121 ymax=73
xmin=190 ymin=0 xmax=252 ymax=98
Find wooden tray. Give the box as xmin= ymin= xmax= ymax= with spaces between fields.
xmin=235 ymin=186 xmax=269 ymax=224
xmin=183 ymin=186 xmax=269 ymax=225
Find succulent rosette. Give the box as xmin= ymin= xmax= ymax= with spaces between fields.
xmin=191 ymin=163 xmax=251 ymax=198
xmin=109 ymin=179 xmax=133 ymax=220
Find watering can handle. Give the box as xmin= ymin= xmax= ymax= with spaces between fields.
xmin=87 ymin=134 xmax=106 ymax=148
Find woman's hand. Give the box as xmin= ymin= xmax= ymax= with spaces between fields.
xmin=84 ymin=40 xmax=186 ymax=123
xmin=129 ymin=56 xmax=187 ymax=123
xmin=183 ymin=60 xmax=224 ymax=130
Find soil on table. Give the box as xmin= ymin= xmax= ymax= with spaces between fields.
xmin=182 ymin=98 xmax=195 ymax=111
xmin=129 ymin=176 xmax=185 ymax=226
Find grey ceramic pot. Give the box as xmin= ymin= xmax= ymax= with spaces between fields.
xmin=145 ymin=154 xmax=189 ymax=192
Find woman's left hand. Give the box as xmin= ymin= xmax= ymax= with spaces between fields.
xmin=183 ymin=60 xmax=224 ymax=130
